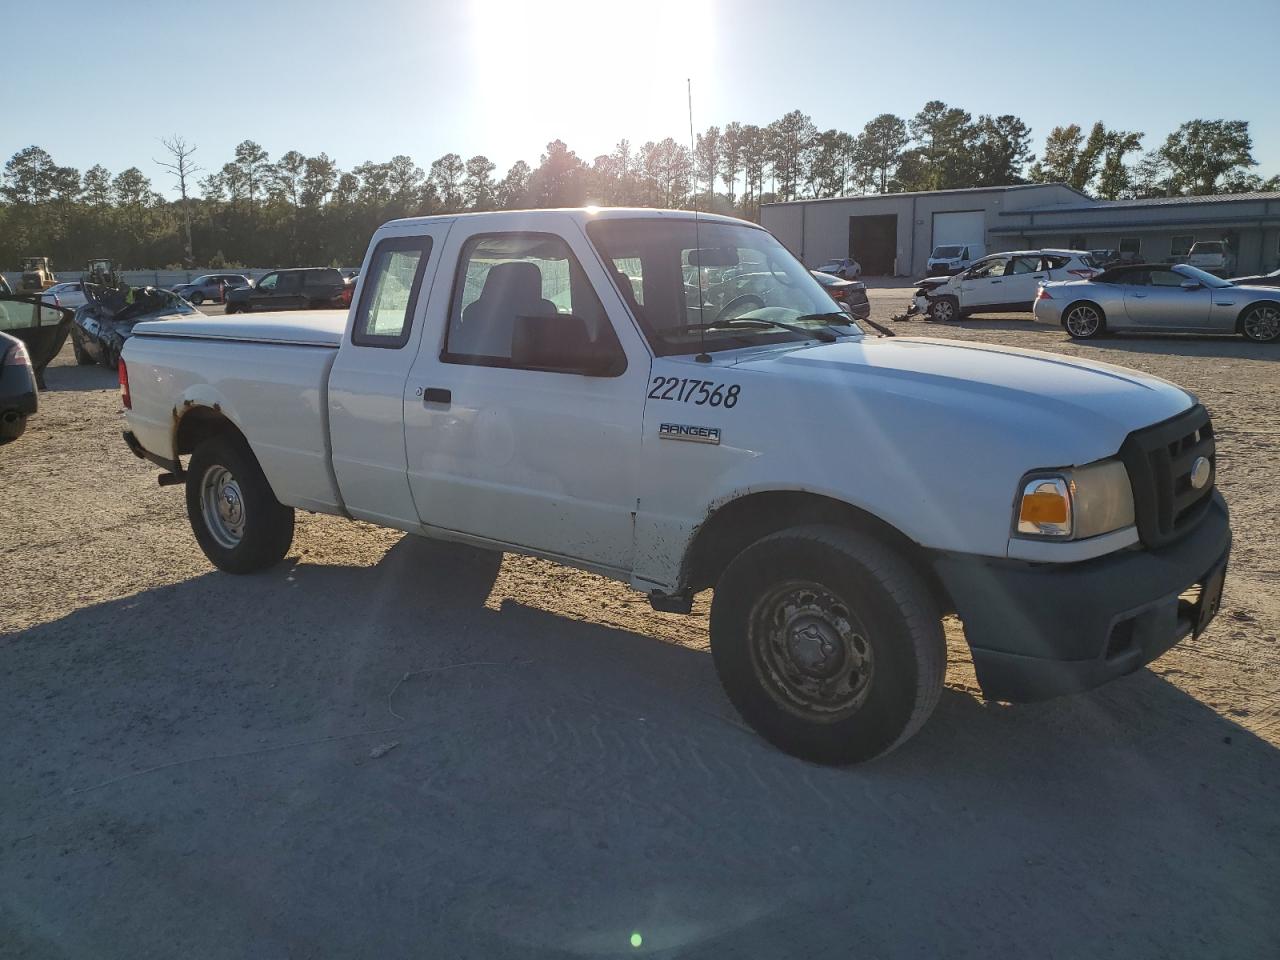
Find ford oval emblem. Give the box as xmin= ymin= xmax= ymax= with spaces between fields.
xmin=1190 ymin=456 xmax=1212 ymax=490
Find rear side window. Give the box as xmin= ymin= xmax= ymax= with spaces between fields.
xmin=1042 ymin=255 xmax=1071 ymax=270
xmin=1009 ymin=256 xmax=1041 ymax=275
xmin=351 ymin=236 xmax=432 ymax=348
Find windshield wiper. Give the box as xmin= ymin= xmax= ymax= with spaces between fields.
xmin=676 ymin=313 xmax=841 ymax=343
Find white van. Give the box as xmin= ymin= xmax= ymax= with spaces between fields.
xmin=926 ymin=243 xmax=984 ymax=276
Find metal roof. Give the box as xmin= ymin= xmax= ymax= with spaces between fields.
xmin=762 ymin=183 xmax=1089 ymax=206
xmin=1010 ymin=191 xmax=1280 ymax=215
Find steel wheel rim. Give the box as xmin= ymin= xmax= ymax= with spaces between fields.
xmin=1243 ymin=305 xmax=1279 ymax=341
xmin=200 ymin=465 xmax=246 ymax=549
xmin=748 ymin=580 xmax=875 ymax=722
xmin=1065 ymin=305 xmax=1099 ymax=337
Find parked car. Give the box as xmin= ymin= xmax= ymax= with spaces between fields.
xmin=912 ymin=250 xmax=1099 ymax=322
xmin=121 ymin=207 xmax=1230 ymax=765
xmin=72 ymin=286 xmax=200 ymax=368
xmin=0 ymin=294 xmax=73 ymax=388
xmin=926 ymin=243 xmax=984 ymax=276
xmin=1230 ymin=267 xmax=1280 ymax=288
xmin=1033 ymin=262 xmax=1280 ymax=342
xmin=171 ymin=274 xmax=253 ymax=305
xmin=0 ymin=274 xmax=12 ymax=295
xmin=0 ymin=329 xmax=38 ymax=444
xmin=224 ymin=268 xmax=353 ymax=313
xmin=1186 ymin=241 xmax=1235 ymax=276
xmin=812 ymin=257 xmax=862 ymax=280
xmin=811 ymin=270 xmax=870 ymax=319
xmin=40 ymin=281 xmax=89 ymax=309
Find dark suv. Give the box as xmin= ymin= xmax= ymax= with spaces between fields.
xmin=224 ymin=268 xmax=353 ymax=313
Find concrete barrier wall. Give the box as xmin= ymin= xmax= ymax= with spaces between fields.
xmin=2 ymin=268 xmax=360 ymax=290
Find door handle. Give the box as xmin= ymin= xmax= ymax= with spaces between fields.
xmin=422 ymin=387 xmax=451 ymax=404
xmin=990 ymin=280 xmax=1002 ymax=284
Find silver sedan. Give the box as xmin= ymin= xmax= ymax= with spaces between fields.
xmin=1033 ymin=263 xmax=1280 ymax=343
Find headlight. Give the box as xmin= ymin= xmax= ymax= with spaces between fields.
xmin=1015 ymin=459 xmax=1135 ymax=540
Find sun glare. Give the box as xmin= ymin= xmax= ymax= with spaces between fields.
xmin=469 ymin=0 xmax=717 ymax=156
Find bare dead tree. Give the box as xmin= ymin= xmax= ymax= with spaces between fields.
xmin=156 ymin=135 xmax=202 ymax=267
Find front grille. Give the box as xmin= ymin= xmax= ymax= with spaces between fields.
xmin=1119 ymin=405 xmax=1215 ymax=548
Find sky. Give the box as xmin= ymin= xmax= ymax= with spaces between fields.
xmin=6 ymin=0 xmax=1277 ymax=198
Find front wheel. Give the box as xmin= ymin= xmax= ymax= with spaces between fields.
xmin=71 ymin=329 xmax=94 ymax=365
xmin=1063 ymin=302 xmax=1105 ymax=339
xmin=186 ymin=434 xmax=295 ymax=573
xmin=224 ymin=302 xmax=239 ymax=314
xmin=927 ymin=296 xmax=959 ymax=323
xmin=710 ymin=526 xmax=945 ymax=765
xmin=1239 ymin=303 xmax=1280 ymax=343
xmin=189 ymin=292 xmax=205 ymax=305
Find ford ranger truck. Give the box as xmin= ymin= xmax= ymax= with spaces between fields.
xmin=119 ymin=208 xmax=1231 ymax=765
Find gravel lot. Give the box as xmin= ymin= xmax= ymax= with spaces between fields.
xmin=2 ymin=292 xmax=1278 ymax=959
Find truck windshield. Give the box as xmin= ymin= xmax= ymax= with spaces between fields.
xmin=932 ymin=246 xmax=963 ymax=258
xmin=586 ymin=217 xmax=858 ymax=356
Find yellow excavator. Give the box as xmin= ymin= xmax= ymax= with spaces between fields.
xmin=19 ymin=257 xmax=56 ymax=292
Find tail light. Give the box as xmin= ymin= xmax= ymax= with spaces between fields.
xmin=1036 ymin=287 xmax=1053 ymax=300
xmin=118 ymin=358 xmax=131 ymax=409
xmin=4 ymin=339 xmax=31 ymax=368
xmin=52 ymin=293 xmax=61 ymax=307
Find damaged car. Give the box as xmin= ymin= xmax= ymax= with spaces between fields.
xmin=72 ymin=285 xmax=200 ymax=368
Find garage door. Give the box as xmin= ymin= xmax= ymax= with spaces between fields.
xmin=932 ymin=210 xmax=986 ymax=251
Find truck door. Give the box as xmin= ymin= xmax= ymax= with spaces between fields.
xmin=328 ymin=225 xmax=452 ymax=529
xmin=402 ymin=216 xmax=650 ymax=574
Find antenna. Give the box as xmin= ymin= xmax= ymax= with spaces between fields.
xmin=688 ymin=78 xmax=710 ymax=363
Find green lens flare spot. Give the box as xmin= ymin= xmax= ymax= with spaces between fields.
xmin=630 ymin=931 xmax=643 ymax=948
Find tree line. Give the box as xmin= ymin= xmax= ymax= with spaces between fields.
xmin=1 ymin=104 xmax=1272 ymax=271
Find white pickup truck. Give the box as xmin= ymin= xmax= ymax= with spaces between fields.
xmin=120 ymin=208 xmax=1231 ymax=764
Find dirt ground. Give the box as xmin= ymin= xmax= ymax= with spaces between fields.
xmin=2 ymin=293 xmax=1278 ymax=959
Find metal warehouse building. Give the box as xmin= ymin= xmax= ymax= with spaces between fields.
xmin=761 ymin=184 xmax=1280 ymax=278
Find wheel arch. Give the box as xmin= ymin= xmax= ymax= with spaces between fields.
xmin=682 ymin=490 xmax=953 ymax=615
xmin=174 ymin=403 xmax=250 ymax=459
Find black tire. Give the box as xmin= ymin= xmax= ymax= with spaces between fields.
xmin=189 ymin=292 xmax=204 ymax=305
xmin=1062 ymin=301 xmax=1105 ymax=339
xmin=1239 ymin=302 xmax=1280 ymax=343
xmin=710 ymin=525 xmax=945 ymax=765
xmin=186 ymin=434 xmax=295 ymax=574
xmin=927 ymin=295 xmax=959 ymax=323
xmin=225 ymin=302 xmax=240 ymax=314
xmin=71 ymin=329 xmax=94 ymax=365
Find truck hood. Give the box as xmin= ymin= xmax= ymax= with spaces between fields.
xmin=131 ymin=310 xmax=346 ymax=346
xmin=730 ymin=336 xmax=1193 ymax=449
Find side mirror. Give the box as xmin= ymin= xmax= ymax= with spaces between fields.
xmin=511 ymin=313 xmax=620 ymax=376
xmin=1180 ymin=280 xmax=1203 ymax=290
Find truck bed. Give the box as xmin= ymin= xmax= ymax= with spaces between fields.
xmin=133 ymin=310 xmax=346 ymax=346
xmin=124 ymin=311 xmax=347 ymax=515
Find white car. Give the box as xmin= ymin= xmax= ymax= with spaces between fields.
xmin=40 ymin=281 xmax=89 ymax=309
xmin=913 ymin=249 xmax=1100 ymax=322
xmin=1186 ymin=241 xmax=1235 ymax=276
xmin=814 ymin=257 xmax=861 ymax=280
xmin=119 ymin=208 xmax=1231 ymax=765
xmin=926 ymin=243 xmax=984 ymax=276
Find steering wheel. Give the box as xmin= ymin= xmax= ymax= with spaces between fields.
xmin=766 ymin=253 xmax=795 ymax=287
xmin=712 ymin=294 xmax=765 ymax=324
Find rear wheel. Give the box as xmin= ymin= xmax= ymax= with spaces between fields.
xmin=710 ymin=525 xmax=945 ymax=765
xmin=927 ymin=296 xmax=959 ymax=323
xmin=186 ymin=434 xmax=295 ymax=574
xmin=1063 ymin=302 xmax=1105 ymax=339
xmin=1239 ymin=303 xmax=1280 ymax=343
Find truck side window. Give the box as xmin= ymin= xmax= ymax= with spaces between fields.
xmin=443 ymin=232 xmax=624 ymax=373
xmin=351 ymin=235 xmax=432 ymax=348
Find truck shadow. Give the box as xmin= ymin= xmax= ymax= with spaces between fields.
xmin=3 ymin=535 xmax=1278 ymax=959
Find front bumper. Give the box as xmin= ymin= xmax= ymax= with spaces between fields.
xmin=933 ymin=492 xmax=1231 ymax=702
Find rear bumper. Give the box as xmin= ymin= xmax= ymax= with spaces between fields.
xmin=1031 ymin=300 xmax=1062 ymax=326
xmin=933 ymin=492 xmax=1231 ymax=702
xmin=123 ymin=429 xmax=183 ymax=476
